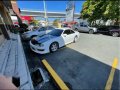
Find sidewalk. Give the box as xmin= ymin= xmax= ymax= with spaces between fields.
xmin=0 ymin=33 xmax=33 ymax=89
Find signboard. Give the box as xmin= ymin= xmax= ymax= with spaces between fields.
xmin=66 ymin=1 xmax=75 ymax=22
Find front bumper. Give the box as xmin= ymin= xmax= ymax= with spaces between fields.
xmin=30 ymin=41 xmax=49 ymax=54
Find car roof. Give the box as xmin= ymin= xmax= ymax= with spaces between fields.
xmin=56 ymin=27 xmax=71 ymax=30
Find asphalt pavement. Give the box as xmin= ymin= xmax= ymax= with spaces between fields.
xmin=22 ymin=33 xmax=120 ymax=89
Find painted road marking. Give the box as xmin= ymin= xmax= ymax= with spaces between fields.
xmin=42 ymin=59 xmax=69 ymax=90
xmin=105 ymin=58 xmax=118 ymax=90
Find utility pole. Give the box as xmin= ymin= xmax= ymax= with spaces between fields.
xmin=43 ymin=0 xmax=48 ymax=26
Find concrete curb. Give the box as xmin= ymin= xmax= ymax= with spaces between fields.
xmin=17 ymin=34 xmax=34 ymax=89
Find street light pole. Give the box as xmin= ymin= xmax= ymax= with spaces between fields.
xmin=43 ymin=0 xmax=48 ymax=26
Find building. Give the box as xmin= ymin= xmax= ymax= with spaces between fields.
xmin=10 ymin=0 xmax=22 ymax=24
xmin=0 ymin=1 xmax=33 ymax=89
xmin=0 ymin=0 xmax=13 ymax=44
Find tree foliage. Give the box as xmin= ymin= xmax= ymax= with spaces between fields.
xmin=53 ymin=19 xmax=60 ymax=27
xmin=80 ymin=0 xmax=120 ymax=25
xmin=29 ymin=20 xmax=39 ymax=26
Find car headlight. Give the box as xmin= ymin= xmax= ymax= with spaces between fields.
xmin=39 ymin=43 xmax=44 ymax=47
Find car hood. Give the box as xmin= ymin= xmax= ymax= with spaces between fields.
xmin=35 ymin=34 xmax=57 ymax=43
xmin=24 ymin=30 xmax=39 ymax=36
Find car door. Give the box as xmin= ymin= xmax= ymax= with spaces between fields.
xmin=79 ymin=24 xmax=84 ymax=31
xmin=98 ymin=26 xmax=109 ymax=34
xmin=68 ymin=30 xmax=76 ymax=42
xmin=62 ymin=30 xmax=74 ymax=44
xmin=83 ymin=24 xmax=89 ymax=32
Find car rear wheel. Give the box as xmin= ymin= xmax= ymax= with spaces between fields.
xmin=75 ymin=28 xmax=78 ymax=31
xmin=74 ymin=36 xmax=78 ymax=43
xmin=112 ymin=32 xmax=119 ymax=37
xmin=89 ymin=29 xmax=94 ymax=34
xmin=50 ymin=42 xmax=59 ymax=52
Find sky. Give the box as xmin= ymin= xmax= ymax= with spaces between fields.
xmin=17 ymin=1 xmax=85 ymax=21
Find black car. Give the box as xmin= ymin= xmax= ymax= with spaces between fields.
xmin=97 ymin=26 xmax=120 ymax=37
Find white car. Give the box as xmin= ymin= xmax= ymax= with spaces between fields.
xmin=73 ymin=23 xmax=97 ymax=34
xmin=22 ymin=26 xmax=55 ymax=40
xmin=30 ymin=28 xmax=80 ymax=54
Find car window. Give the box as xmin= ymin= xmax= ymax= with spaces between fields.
xmin=48 ymin=29 xmax=63 ymax=36
xmin=47 ymin=26 xmax=54 ymax=30
xmin=84 ymin=25 xmax=87 ymax=27
xmin=70 ymin=30 xmax=75 ymax=34
xmin=63 ymin=30 xmax=71 ymax=35
xmin=80 ymin=24 xmax=83 ymax=27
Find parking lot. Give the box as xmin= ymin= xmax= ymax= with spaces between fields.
xmin=22 ymin=33 xmax=119 ymax=89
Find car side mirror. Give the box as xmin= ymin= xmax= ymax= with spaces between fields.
xmin=63 ymin=34 xmax=67 ymax=37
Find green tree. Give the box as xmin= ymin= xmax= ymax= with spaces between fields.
xmin=80 ymin=0 xmax=120 ymax=25
xmin=29 ymin=20 xmax=39 ymax=26
xmin=53 ymin=19 xmax=60 ymax=27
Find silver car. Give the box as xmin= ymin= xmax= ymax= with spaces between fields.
xmin=73 ymin=23 xmax=97 ymax=34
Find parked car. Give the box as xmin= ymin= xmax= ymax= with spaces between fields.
xmin=22 ymin=26 xmax=55 ymax=40
xmin=30 ymin=28 xmax=80 ymax=54
xmin=97 ymin=26 xmax=120 ymax=37
xmin=73 ymin=23 xmax=97 ymax=34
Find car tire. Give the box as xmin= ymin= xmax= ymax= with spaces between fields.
xmin=50 ymin=42 xmax=59 ymax=52
xmin=112 ymin=32 xmax=119 ymax=37
xmin=75 ymin=28 xmax=78 ymax=31
xmin=74 ymin=36 xmax=78 ymax=43
xmin=89 ymin=29 xmax=94 ymax=34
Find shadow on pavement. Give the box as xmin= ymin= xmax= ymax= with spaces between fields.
xmin=22 ymin=41 xmax=119 ymax=89
xmin=40 ymin=47 xmax=119 ymax=90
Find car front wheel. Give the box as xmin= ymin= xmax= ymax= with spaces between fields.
xmin=112 ymin=32 xmax=119 ymax=37
xmin=89 ymin=29 xmax=94 ymax=34
xmin=50 ymin=42 xmax=59 ymax=52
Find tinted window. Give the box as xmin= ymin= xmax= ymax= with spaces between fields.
xmin=63 ymin=30 xmax=71 ymax=35
xmin=70 ymin=30 xmax=75 ymax=34
xmin=80 ymin=24 xmax=83 ymax=27
xmin=48 ymin=29 xmax=63 ymax=36
xmin=64 ymin=30 xmax=75 ymax=35
xmin=84 ymin=25 xmax=87 ymax=27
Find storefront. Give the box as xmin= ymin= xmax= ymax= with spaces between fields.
xmin=0 ymin=1 xmax=15 ymax=45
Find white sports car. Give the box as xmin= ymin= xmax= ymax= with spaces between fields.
xmin=30 ymin=28 xmax=80 ymax=54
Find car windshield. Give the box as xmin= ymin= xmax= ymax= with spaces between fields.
xmin=48 ymin=29 xmax=63 ymax=36
xmin=38 ymin=27 xmax=46 ymax=31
